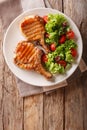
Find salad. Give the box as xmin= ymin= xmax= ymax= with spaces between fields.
xmin=41 ymin=14 xmax=77 ymax=74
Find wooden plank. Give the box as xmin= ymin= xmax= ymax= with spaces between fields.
xmin=0 ymin=19 xmax=4 ymax=130
xmin=47 ymin=0 xmax=62 ymax=11
xmin=64 ymin=0 xmax=87 ymax=130
xmin=43 ymin=1 xmax=64 ymax=130
xmin=0 ymin=0 xmax=24 ymax=130
xmin=44 ymin=89 xmax=64 ymax=130
xmin=24 ymin=94 xmax=43 ymax=130
xmin=65 ymin=80 xmax=83 ymax=130
xmin=0 ymin=0 xmax=22 ymax=30
xmin=3 ymin=73 xmax=23 ymax=130
xmin=81 ymin=72 xmax=87 ymax=130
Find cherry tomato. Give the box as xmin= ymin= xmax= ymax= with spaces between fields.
xmin=59 ymin=35 xmax=66 ymax=44
xmin=71 ymin=48 xmax=77 ymax=57
xmin=50 ymin=43 xmax=56 ymax=51
xmin=43 ymin=15 xmax=48 ymax=23
xmin=41 ymin=54 xmax=48 ymax=63
xmin=66 ymin=30 xmax=75 ymax=39
xmin=57 ymin=60 xmax=67 ymax=68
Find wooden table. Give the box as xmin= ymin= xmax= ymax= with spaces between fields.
xmin=0 ymin=0 xmax=87 ymax=130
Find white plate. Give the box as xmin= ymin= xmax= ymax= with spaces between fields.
xmin=3 ymin=8 xmax=83 ymax=87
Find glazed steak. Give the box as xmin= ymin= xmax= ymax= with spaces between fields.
xmin=20 ymin=15 xmax=50 ymax=53
xmin=14 ymin=41 xmax=52 ymax=79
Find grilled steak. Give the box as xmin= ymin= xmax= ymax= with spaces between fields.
xmin=20 ymin=15 xmax=50 ymax=53
xmin=14 ymin=41 xmax=52 ymax=79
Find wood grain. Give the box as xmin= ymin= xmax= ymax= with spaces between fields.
xmin=48 ymin=0 xmax=62 ymax=11
xmin=64 ymin=0 xmax=87 ymax=130
xmin=65 ymin=80 xmax=83 ymax=130
xmin=0 ymin=0 xmax=23 ymax=130
xmin=0 ymin=19 xmax=4 ymax=130
xmin=44 ymin=89 xmax=64 ymax=130
xmin=24 ymin=94 xmax=43 ymax=130
xmin=3 ymin=73 xmax=23 ymax=130
xmin=81 ymin=72 xmax=87 ymax=130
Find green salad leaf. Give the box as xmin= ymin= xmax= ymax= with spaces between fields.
xmin=45 ymin=31 xmax=58 ymax=44
xmin=45 ymin=62 xmax=65 ymax=74
xmin=44 ymin=14 xmax=77 ymax=74
xmin=45 ymin=39 xmax=77 ymax=74
xmin=45 ymin=14 xmax=68 ymax=44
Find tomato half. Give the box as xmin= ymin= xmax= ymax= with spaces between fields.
xmin=50 ymin=43 xmax=56 ymax=51
xmin=41 ymin=54 xmax=48 ymax=63
xmin=66 ymin=30 xmax=75 ymax=39
xmin=57 ymin=60 xmax=67 ymax=68
xmin=71 ymin=48 xmax=77 ymax=57
xmin=59 ymin=35 xmax=66 ymax=44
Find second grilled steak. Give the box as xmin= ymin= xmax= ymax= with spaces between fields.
xmin=20 ymin=15 xmax=50 ymax=53
xmin=14 ymin=41 xmax=52 ymax=79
